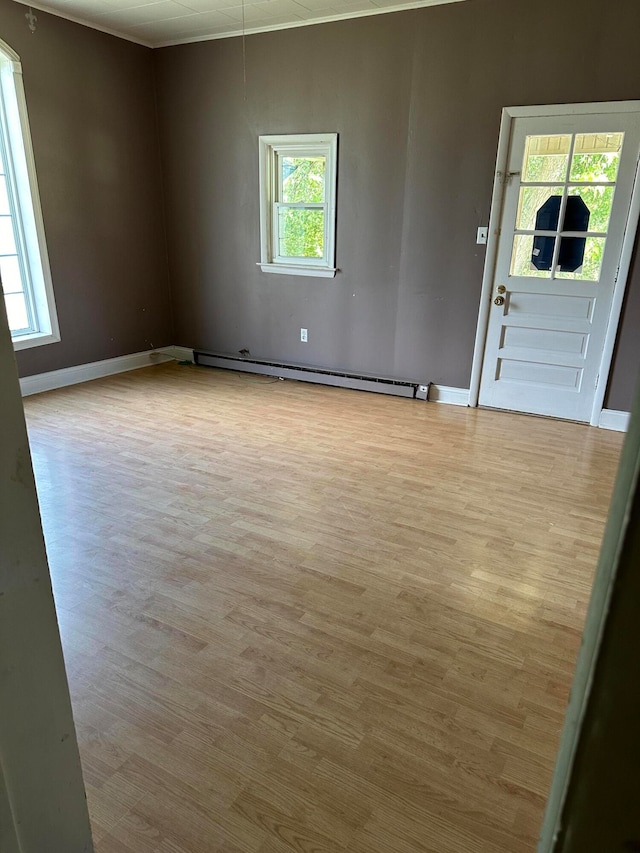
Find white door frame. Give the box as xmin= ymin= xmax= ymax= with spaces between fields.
xmin=469 ymin=101 xmax=640 ymax=426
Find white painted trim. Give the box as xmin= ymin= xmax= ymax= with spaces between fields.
xmin=505 ymin=101 xmax=640 ymax=118
xmin=0 ymin=47 xmax=61 ymax=349
xmin=0 ymin=38 xmax=20 ymax=64
xmin=12 ymin=330 xmax=59 ymax=350
xmin=158 ymin=345 xmax=194 ymax=362
xmin=598 ymin=409 xmax=630 ymax=432
xmin=427 ymin=385 xmax=470 ymax=406
xmin=259 ymin=133 xmax=337 ymax=277
xmin=470 ymin=101 xmax=640 ymax=426
xmin=19 ymin=349 xmax=172 ymax=396
xmin=12 ymin=0 xmax=153 ymax=47
xmin=258 ymin=263 xmax=337 ymax=278
xmin=469 ymin=107 xmax=512 ymax=407
xmin=153 ymin=0 xmax=468 ymax=48
xmin=590 ymin=152 xmax=640 ymax=426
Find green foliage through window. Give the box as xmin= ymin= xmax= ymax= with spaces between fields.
xmin=513 ymin=133 xmax=621 ymax=280
xmin=278 ymin=208 xmax=324 ymax=258
xmin=278 ymin=156 xmax=325 ymax=258
xmin=281 ymin=157 xmax=325 ymax=203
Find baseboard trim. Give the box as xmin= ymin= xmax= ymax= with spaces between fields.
xmin=18 ymin=348 xmax=469 ymax=411
xmin=20 ymin=349 xmax=174 ymax=397
xmin=158 ymin=345 xmax=195 ymax=363
xmin=428 ymin=385 xmax=470 ymax=406
xmin=20 ymin=351 xmax=629 ymax=435
xmin=598 ymin=409 xmax=630 ymax=432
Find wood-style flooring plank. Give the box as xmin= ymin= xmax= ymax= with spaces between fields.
xmin=22 ymin=362 xmax=624 ymax=853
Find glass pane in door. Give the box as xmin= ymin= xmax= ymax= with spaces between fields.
xmin=522 ymin=134 xmax=571 ymax=182
xmin=510 ymin=234 xmax=554 ymax=277
xmin=567 ymin=186 xmax=615 ymax=233
xmin=570 ymin=133 xmax=623 ymax=182
xmin=555 ymin=237 xmax=606 ymax=280
xmin=516 ymin=187 xmax=563 ymax=230
xmin=511 ymin=131 xmax=624 ymax=282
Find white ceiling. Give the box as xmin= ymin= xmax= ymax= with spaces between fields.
xmin=15 ymin=0 xmax=464 ymax=48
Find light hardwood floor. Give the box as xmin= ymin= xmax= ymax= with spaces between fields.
xmin=24 ymin=362 xmax=624 ymax=853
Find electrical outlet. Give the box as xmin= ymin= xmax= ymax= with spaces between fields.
xmin=300 ymin=328 xmax=308 ymax=342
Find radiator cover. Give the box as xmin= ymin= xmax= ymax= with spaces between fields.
xmin=194 ymin=351 xmax=427 ymax=400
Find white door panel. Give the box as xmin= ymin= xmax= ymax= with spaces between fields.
xmin=501 ymin=327 xmax=588 ymax=353
xmin=479 ymin=110 xmax=640 ymax=422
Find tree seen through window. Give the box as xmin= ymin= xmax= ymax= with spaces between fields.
xmin=279 ymin=156 xmax=325 ymax=259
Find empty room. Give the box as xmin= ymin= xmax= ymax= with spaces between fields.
xmin=2 ymin=0 xmax=640 ymax=851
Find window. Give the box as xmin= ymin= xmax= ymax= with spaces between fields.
xmin=0 ymin=40 xmax=58 ymax=349
xmin=258 ymin=133 xmax=337 ymax=277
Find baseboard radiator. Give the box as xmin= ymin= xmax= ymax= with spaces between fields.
xmin=194 ymin=351 xmax=427 ymax=400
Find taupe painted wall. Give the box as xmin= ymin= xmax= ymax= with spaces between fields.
xmin=155 ymin=0 xmax=640 ymax=410
xmin=0 ymin=0 xmax=173 ymax=378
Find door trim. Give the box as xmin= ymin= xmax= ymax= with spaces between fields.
xmin=469 ymin=101 xmax=640 ymax=424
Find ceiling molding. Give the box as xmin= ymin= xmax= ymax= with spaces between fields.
xmin=154 ymin=0 xmax=466 ymax=48
xmin=13 ymin=0 xmax=467 ymax=49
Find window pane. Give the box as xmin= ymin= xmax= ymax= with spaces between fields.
xmin=4 ymin=292 xmax=29 ymax=332
xmin=0 ymin=255 xmax=22 ymax=294
xmin=562 ymin=195 xmax=591 ymax=232
xmin=0 ymin=216 xmax=17 ymax=255
xmin=516 ymin=187 xmax=563 ymax=230
xmin=568 ymin=186 xmax=615 ymax=233
xmin=555 ymin=237 xmax=606 ymax=281
xmin=570 ymin=132 xmax=623 ymax=183
xmin=278 ymin=208 xmax=324 ymax=258
xmin=510 ymin=234 xmax=553 ymax=277
xmin=280 ymin=156 xmax=325 ymax=203
xmin=522 ymin=135 xmax=571 ymax=182
xmin=0 ymin=176 xmax=10 ymax=215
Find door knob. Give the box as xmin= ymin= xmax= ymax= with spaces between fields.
xmin=494 ymin=296 xmax=505 ymax=306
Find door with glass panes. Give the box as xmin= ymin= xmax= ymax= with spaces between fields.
xmin=479 ymin=111 xmax=640 ymax=422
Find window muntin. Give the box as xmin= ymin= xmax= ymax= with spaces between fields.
xmin=0 ymin=43 xmax=58 ymax=349
xmin=259 ymin=134 xmax=337 ymax=278
xmin=509 ymin=131 xmax=623 ymax=282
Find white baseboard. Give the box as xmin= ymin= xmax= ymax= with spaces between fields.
xmin=20 ymin=349 xmax=174 ymax=397
xmin=158 ymin=345 xmax=194 ymax=363
xmin=428 ymin=385 xmax=470 ymax=406
xmin=598 ymin=409 xmax=630 ymax=432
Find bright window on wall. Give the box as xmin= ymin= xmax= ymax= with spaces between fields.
xmin=258 ymin=133 xmax=338 ymax=278
xmin=0 ymin=40 xmax=58 ymax=349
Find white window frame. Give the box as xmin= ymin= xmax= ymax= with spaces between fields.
xmin=258 ymin=133 xmax=337 ymax=278
xmin=0 ymin=39 xmax=59 ymax=350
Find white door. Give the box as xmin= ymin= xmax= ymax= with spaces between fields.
xmin=478 ymin=110 xmax=640 ymax=422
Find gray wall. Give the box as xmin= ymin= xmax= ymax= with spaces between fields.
xmin=0 ymin=0 xmax=173 ymax=378
xmin=155 ymin=0 xmax=640 ymax=409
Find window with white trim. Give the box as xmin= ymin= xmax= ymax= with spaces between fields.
xmin=0 ymin=41 xmax=58 ymax=349
xmin=258 ymin=133 xmax=337 ymax=278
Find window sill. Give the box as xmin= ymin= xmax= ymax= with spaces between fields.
xmin=258 ymin=262 xmax=337 ymax=278
xmin=12 ymin=330 xmax=60 ymax=351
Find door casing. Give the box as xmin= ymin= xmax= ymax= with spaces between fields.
xmin=470 ymin=101 xmax=640 ymax=425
